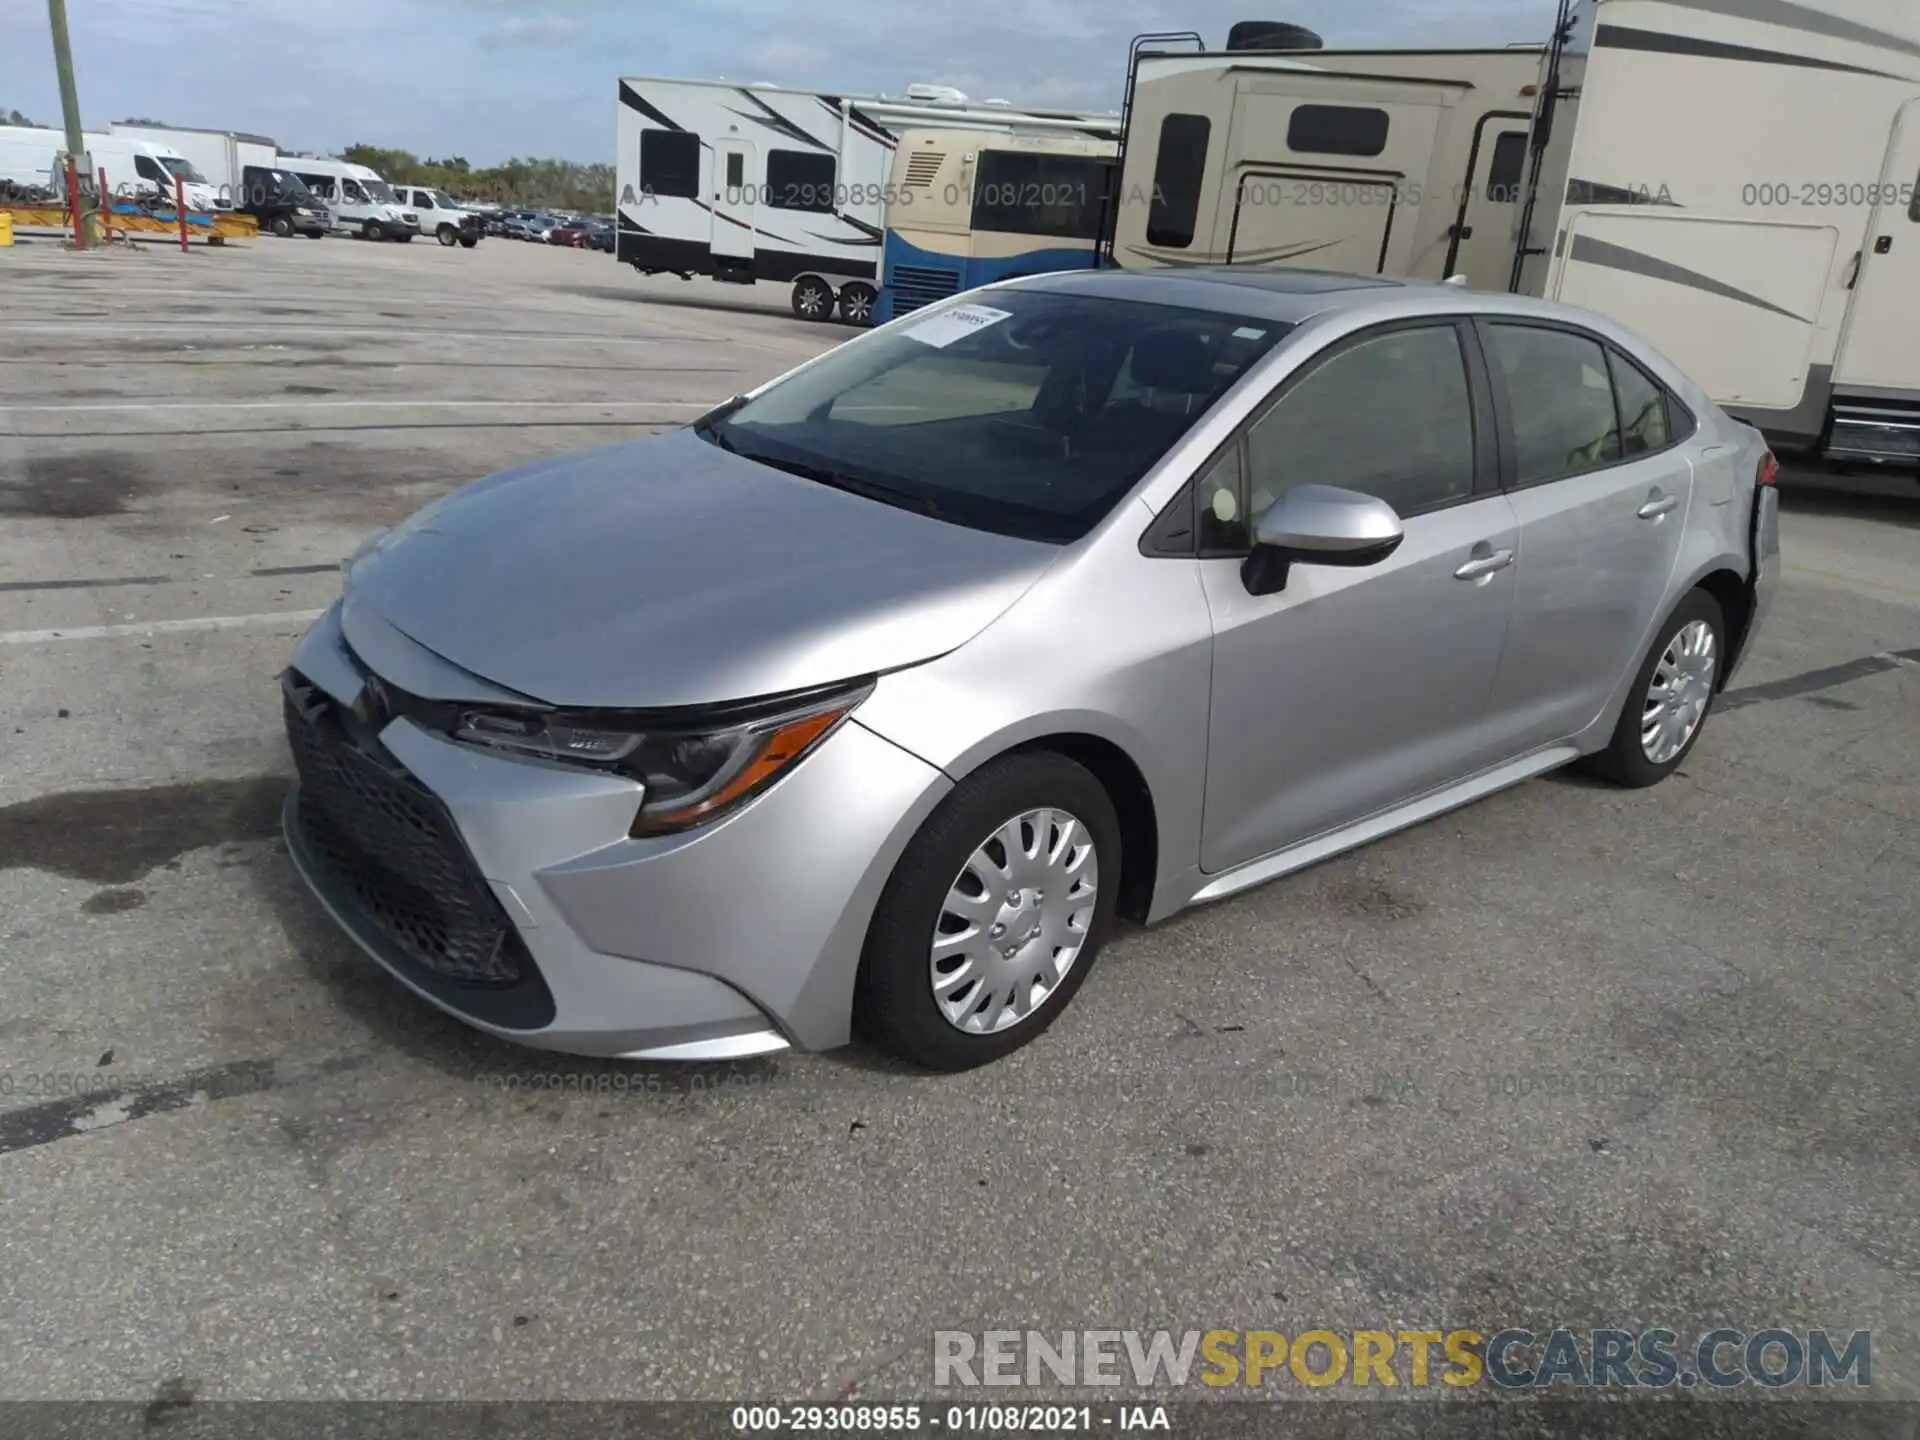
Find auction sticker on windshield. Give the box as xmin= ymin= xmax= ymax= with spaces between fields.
xmin=906 ymin=304 xmax=1011 ymax=349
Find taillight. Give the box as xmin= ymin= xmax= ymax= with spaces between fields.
xmin=1757 ymin=452 xmax=1779 ymax=487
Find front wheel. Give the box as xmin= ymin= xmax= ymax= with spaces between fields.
xmin=362 ymin=220 xmax=385 ymax=242
xmin=458 ymin=236 xmax=477 ymax=249
xmin=396 ymin=231 xmax=414 ymax=243
xmin=856 ymin=752 xmax=1120 ymax=1071
xmin=791 ymin=275 xmax=835 ymax=321
xmin=1582 ymin=588 xmax=1726 ymax=788
xmin=436 ymin=224 xmax=458 ymax=246
xmin=270 ymin=216 xmax=293 ymax=238
xmin=837 ymin=282 xmax=876 ymax=326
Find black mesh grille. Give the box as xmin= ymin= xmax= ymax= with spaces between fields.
xmin=284 ymin=674 xmax=531 ymax=987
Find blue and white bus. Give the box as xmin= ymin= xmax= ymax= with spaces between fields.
xmin=873 ymin=129 xmax=1119 ymax=323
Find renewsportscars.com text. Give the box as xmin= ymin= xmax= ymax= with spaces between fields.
xmin=933 ymin=1328 xmax=1872 ymax=1390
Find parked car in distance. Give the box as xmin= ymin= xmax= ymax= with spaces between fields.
xmin=585 ymin=220 xmax=616 ymax=253
xmin=282 ymin=268 xmax=1779 ymax=1073
xmin=390 ymin=185 xmax=482 ymax=248
xmin=522 ymin=213 xmax=560 ymax=242
xmin=546 ymin=219 xmax=590 ymax=246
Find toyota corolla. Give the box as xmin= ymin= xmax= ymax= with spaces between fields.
xmin=282 ymin=268 xmax=1779 ymax=1071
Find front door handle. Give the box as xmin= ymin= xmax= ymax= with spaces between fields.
xmin=1454 ymin=548 xmax=1515 ymax=581
xmin=1638 ymin=493 xmax=1680 ymax=520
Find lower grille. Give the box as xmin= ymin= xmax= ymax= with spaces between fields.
xmin=890 ymin=264 xmax=961 ymax=315
xmin=284 ymin=675 xmax=530 ymax=987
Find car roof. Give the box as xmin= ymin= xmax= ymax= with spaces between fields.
xmin=1009 ymin=265 xmax=1714 ymax=412
xmin=1017 ymin=266 xmax=1423 ymax=325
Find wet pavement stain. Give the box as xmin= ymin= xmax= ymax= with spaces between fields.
xmin=1 ymin=453 xmax=149 ymax=519
xmin=81 ymin=887 xmax=148 ymax=915
xmin=0 ymin=777 xmax=286 ymax=885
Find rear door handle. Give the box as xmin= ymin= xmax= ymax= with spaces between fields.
xmin=1638 ymin=494 xmax=1680 ymax=520
xmin=1454 ymin=548 xmax=1515 ymax=581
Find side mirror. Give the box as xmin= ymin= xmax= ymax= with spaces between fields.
xmin=1241 ymin=485 xmax=1406 ymax=597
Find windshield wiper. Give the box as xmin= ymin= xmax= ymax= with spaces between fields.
xmin=747 ymin=452 xmax=943 ymax=519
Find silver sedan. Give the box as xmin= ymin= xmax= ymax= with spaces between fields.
xmin=282 ymin=268 xmax=1780 ymax=1071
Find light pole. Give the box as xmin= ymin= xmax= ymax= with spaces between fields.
xmin=48 ymin=0 xmax=96 ymax=247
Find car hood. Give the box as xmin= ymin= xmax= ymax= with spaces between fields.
xmin=342 ymin=427 xmax=1059 ymax=709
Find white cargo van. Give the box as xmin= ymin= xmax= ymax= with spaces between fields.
xmin=279 ymin=157 xmax=420 ymax=241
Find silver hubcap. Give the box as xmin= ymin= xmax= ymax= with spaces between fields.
xmin=1642 ymin=619 xmax=1717 ymax=765
xmin=799 ymin=284 xmax=828 ymax=316
xmin=930 ymin=809 xmax=1099 ymax=1036
xmin=844 ymin=289 xmax=871 ymax=320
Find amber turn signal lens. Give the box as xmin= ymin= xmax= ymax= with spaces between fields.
xmin=630 ymin=707 xmax=847 ymax=836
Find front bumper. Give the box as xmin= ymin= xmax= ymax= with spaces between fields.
xmin=281 ymin=603 xmax=951 ymax=1058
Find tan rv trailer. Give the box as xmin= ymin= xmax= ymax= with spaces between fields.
xmin=1110 ymin=45 xmax=1544 ymax=289
xmin=1523 ymin=0 xmax=1920 ymax=463
xmin=1108 ymin=2 xmax=1920 ymax=464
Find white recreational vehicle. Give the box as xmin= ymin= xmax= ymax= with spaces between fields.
xmin=614 ymin=77 xmax=1122 ymax=319
xmin=1110 ymin=3 xmax=1920 ymax=465
xmin=1111 ymin=36 xmax=1544 ymax=289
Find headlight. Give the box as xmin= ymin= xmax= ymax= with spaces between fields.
xmin=452 ymin=681 xmax=870 ymax=836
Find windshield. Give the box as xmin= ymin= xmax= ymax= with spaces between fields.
xmin=159 ymin=155 xmax=208 ymax=183
xmin=431 ymin=190 xmax=461 ymax=210
xmin=363 ymin=179 xmax=397 ymax=203
xmin=699 ymin=288 xmax=1290 ymax=543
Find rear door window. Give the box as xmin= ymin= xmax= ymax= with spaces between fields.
xmin=1483 ymin=324 xmax=1625 ymax=484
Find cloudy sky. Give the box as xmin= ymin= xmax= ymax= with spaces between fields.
xmin=3 ymin=0 xmax=1554 ymax=163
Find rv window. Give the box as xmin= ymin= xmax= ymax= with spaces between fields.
xmin=1287 ymin=105 xmax=1390 ymax=159
xmin=725 ymin=152 xmax=744 ymax=190
xmin=1246 ymin=325 xmax=1477 ymax=521
xmin=1606 ymin=349 xmax=1673 ymax=457
xmin=972 ymin=151 xmax=1112 ymax=241
xmin=1484 ymin=324 xmax=1624 ymax=484
xmin=1487 ymin=131 xmax=1529 ymax=204
xmin=766 ymin=150 xmax=836 ymax=212
xmin=640 ymin=129 xmax=700 ymax=199
xmin=1147 ymin=114 xmax=1210 ymax=249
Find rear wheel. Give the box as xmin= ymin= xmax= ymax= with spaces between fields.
xmin=436 ymin=224 xmax=458 ymax=246
xmin=856 ymin=752 xmax=1119 ymax=1072
xmin=1582 ymin=588 xmax=1726 ymax=788
xmin=837 ymin=282 xmax=876 ymax=326
xmin=270 ymin=215 xmax=293 ymax=238
xmin=791 ymin=275 xmax=835 ymax=321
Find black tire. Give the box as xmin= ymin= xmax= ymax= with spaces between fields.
xmin=436 ymin=224 xmax=458 ymax=246
xmin=1581 ymin=588 xmax=1726 ymax=788
xmin=791 ymin=275 xmax=835 ymax=321
xmin=837 ymin=282 xmax=876 ymax=326
xmin=270 ymin=215 xmax=293 ymax=238
xmin=362 ymin=220 xmax=384 ymax=242
xmin=856 ymin=752 xmax=1121 ymax=1072
xmin=396 ymin=231 xmax=414 ymax=243
xmin=459 ymin=236 xmax=477 ymax=249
